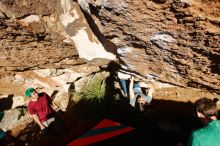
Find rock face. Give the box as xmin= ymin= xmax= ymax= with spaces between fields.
xmin=0 ymin=0 xmax=219 ymax=106
xmin=0 ymin=1 xmax=82 ymax=77
xmin=0 ymin=0 xmax=219 ymax=141
xmin=58 ymin=0 xmax=116 ymax=61
xmin=0 ymin=109 xmax=23 ymax=131
xmin=0 ymin=0 xmax=116 ymax=116
xmin=0 ymin=0 xmax=116 ymax=78
xmin=79 ymin=0 xmax=220 ymax=92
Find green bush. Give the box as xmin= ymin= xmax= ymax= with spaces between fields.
xmin=70 ymin=72 xmax=119 ymax=119
xmin=81 ymin=73 xmax=106 ymax=102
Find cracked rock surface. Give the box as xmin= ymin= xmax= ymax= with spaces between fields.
xmin=80 ymin=0 xmax=220 ymax=92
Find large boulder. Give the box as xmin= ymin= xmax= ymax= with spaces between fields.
xmin=0 ymin=109 xmax=23 ymax=131
xmin=78 ymin=0 xmax=220 ymax=92
xmin=57 ymin=0 xmax=116 ymax=61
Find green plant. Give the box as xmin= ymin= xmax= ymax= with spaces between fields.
xmin=72 ymin=72 xmax=119 ymax=119
xmin=81 ymin=73 xmax=106 ymax=102
xmin=70 ymin=92 xmax=82 ymax=102
xmin=22 ymin=106 xmax=28 ymax=115
xmin=74 ymin=73 xmax=108 ymax=118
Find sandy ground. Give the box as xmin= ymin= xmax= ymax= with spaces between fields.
xmin=1 ymin=77 xmax=220 ymax=146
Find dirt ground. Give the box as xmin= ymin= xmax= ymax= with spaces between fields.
xmin=1 ymin=65 xmax=218 ymax=145
xmin=4 ymin=87 xmax=220 ymax=145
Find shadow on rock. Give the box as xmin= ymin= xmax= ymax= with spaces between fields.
xmin=0 ymin=94 xmax=13 ymax=112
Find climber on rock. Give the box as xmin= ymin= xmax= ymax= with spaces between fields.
xmin=118 ymin=72 xmax=154 ymax=112
xmin=25 ymin=88 xmax=68 ymax=144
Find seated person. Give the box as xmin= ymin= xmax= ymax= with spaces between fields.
xmin=25 ymin=88 xmax=68 ymax=144
xmin=119 ymin=75 xmax=154 ymax=112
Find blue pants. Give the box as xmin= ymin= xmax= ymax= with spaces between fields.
xmin=119 ymin=79 xmax=141 ymax=97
